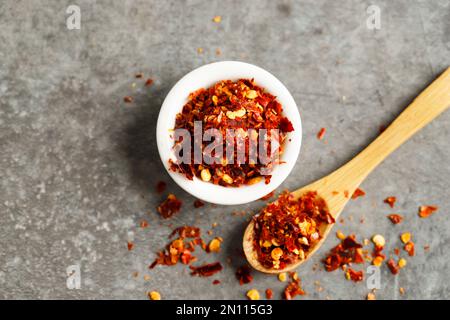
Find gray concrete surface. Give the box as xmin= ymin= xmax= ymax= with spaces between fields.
xmin=1 ymin=0 xmax=449 ymax=300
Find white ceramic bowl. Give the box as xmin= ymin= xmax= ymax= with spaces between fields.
xmin=156 ymin=61 xmax=302 ymax=205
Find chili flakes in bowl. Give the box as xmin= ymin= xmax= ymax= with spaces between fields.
xmin=169 ymin=79 xmax=294 ymax=187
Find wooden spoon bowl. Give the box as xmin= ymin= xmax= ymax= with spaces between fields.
xmin=244 ymin=67 xmax=450 ymax=273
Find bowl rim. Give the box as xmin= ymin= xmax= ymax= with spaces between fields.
xmin=156 ymin=61 xmax=302 ymax=205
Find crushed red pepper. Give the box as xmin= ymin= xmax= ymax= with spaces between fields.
xmin=418 ymin=205 xmax=438 ymax=218
xmin=254 ymin=191 xmax=334 ymax=270
xmin=384 ymin=196 xmax=396 ymax=208
xmin=351 ymin=188 xmax=365 ymax=200
xmin=387 ymin=214 xmax=403 ymax=224
xmin=323 ymin=235 xmax=364 ymax=272
xmin=145 ymin=78 xmax=154 ymax=86
xmin=235 ymin=265 xmax=253 ymax=285
xmin=190 ymin=262 xmax=223 ymax=277
xmin=265 ymin=288 xmax=273 ymax=300
xmin=346 ymin=267 xmax=364 ymax=282
xmin=387 ymin=259 xmax=399 ymax=275
xmin=404 ymin=241 xmax=415 ymax=256
xmin=283 ymin=276 xmax=305 ymax=300
xmin=127 ymin=241 xmax=134 ymax=251
xmin=212 ymin=279 xmax=221 ymax=285
xmin=193 ymin=199 xmax=205 ymax=208
xmin=157 ymin=194 xmax=182 ymax=219
xmin=317 ymin=127 xmax=326 ymax=140
xmin=123 ymin=96 xmax=133 ymax=103
xmin=169 ymin=79 xmax=294 ymax=187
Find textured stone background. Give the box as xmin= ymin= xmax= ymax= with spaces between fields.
xmin=0 ymin=0 xmax=449 ymax=300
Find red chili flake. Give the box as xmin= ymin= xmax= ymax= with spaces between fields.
xmin=124 ymin=96 xmax=133 ymax=103
xmin=193 ymin=199 xmax=205 ymax=208
xmin=212 ymin=279 xmax=221 ymax=285
xmin=140 ymin=220 xmax=149 ymax=228
xmin=404 ymin=241 xmax=415 ymax=256
xmin=343 ymin=190 xmax=349 ymax=198
xmin=265 ymin=288 xmax=273 ymax=300
xmin=145 ymin=78 xmax=154 ymax=86
xmin=284 ymin=278 xmax=305 ymax=300
xmin=394 ymin=248 xmax=400 ymax=256
xmin=418 ymin=205 xmax=438 ymax=218
xmin=169 ymin=226 xmax=200 ymax=239
xmin=346 ymin=268 xmax=364 ymax=282
xmin=372 ymin=244 xmax=386 ymax=266
xmin=169 ymin=79 xmax=294 ymax=187
xmin=351 ymin=188 xmax=365 ymax=200
xmin=317 ymin=127 xmax=326 ymax=140
xmin=387 ymin=259 xmax=399 ymax=275
xmin=190 ymin=262 xmax=223 ymax=277
xmin=156 ymin=181 xmax=167 ymax=194
xmin=127 ymin=241 xmax=134 ymax=251
xmin=254 ymin=191 xmax=334 ymax=270
xmin=384 ymin=196 xmax=396 ymax=208
xmin=157 ymin=194 xmax=182 ymax=219
xmin=387 ymin=214 xmax=403 ymax=224
xmin=135 ymin=73 xmax=143 ymax=79
xmin=235 ymin=265 xmax=253 ymax=285
xmin=259 ymin=191 xmax=275 ymax=201
xmin=323 ymin=235 xmax=364 ymax=272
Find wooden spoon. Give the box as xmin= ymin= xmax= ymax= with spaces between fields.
xmin=243 ymin=67 xmax=450 ymax=274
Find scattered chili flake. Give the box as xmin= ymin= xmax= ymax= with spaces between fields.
xmin=372 ymin=234 xmax=385 ymax=247
xmin=155 ymin=181 xmax=167 ymax=194
xmin=351 ymin=188 xmax=365 ymax=199
xmin=169 ymin=79 xmax=294 ymax=187
xmin=387 ymin=214 xmax=403 ymax=224
xmin=398 ymin=258 xmax=407 ymax=268
xmin=212 ymin=15 xmax=222 ymax=23
xmin=157 ymin=194 xmax=182 ymax=219
xmin=404 ymin=241 xmax=415 ymax=257
xmin=124 ymin=96 xmax=133 ymax=103
xmin=284 ymin=277 xmax=305 ymax=300
xmin=193 ymin=199 xmax=205 ymax=208
xmin=190 ymin=262 xmax=223 ymax=277
xmin=346 ymin=268 xmax=364 ymax=282
xmin=323 ymin=235 xmax=364 ymax=272
xmin=384 ymin=196 xmax=396 ymax=208
xmin=367 ymin=292 xmax=376 ymax=300
xmin=400 ymin=232 xmax=411 ymax=244
xmin=265 ymin=288 xmax=273 ymax=300
xmin=207 ymin=237 xmax=222 ymax=252
xmin=148 ymin=291 xmax=161 ymax=300
xmin=140 ymin=220 xmax=149 ymax=228
xmin=394 ymin=248 xmax=400 ymax=256
xmin=212 ymin=279 xmax=221 ymax=285
xmin=236 ymin=265 xmax=253 ymax=285
xmin=127 ymin=241 xmax=134 ymax=251
xmin=418 ymin=205 xmax=438 ymax=218
xmin=336 ymin=230 xmax=346 ymax=240
xmin=246 ymin=289 xmax=260 ymax=300
xmin=332 ymin=191 xmax=339 ymax=196
xmin=343 ymin=190 xmax=349 ymax=198
xmin=399 ymin=287 xmax=406 ymax=295
xmin=254 ymin=191 xmax=334 ymax=270
xmin=317 ymin=127 xmax=326 ymax=140
xmin=372 ymin=244 xmax=386 ymax=267
xmin=259 ymin=191 xmax=275 ymax=201
xmin=215 ymin=48 xmax=222 ymax=56
xmin=135 ymin=73 xmax=143 ymax=79
xmin=387 ymin=259 xmax=399 ymax=275
xmin=169 ymin=226 xmax=200 ymax=238
xmin=145 ymin=78 xmax=154 ymax=86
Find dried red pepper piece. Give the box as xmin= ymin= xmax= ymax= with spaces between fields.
xmin=127 ymin=241 xmax=134 ymax=251
xmin=190 ymin=262 xmax=223 ymax=277
xmin=124 ymin=96 xmax=133 ymax=103
xmin=259 ymin=191 xmax=275 ymax=201
xmin=193 ymin=199 xmax=205 ymax=208
xmin=404 ymin=241 xmax=415 ymax=256
xmin=169 ymin=226 xmax=200 ymax=239
xmin=387 ymin=214 xmax=403 ymax=224
xmin=254 ymin=191 xmax=334 ymax=270
xmin=346 ymin=268 xmax=364 ymax=282
xmin=235 ymin=265 xmax=253 ymax=285
xmin=323 ymin=235 xmax=364 ymax=272
xmin=212 ymin=279 xmax=221 ymax=285
xmin=157 ymin=194 xmax=182 ymax=219
xmin=265 ymin=288 xmax=273 ymax=300
xmin=140 ymin=220 xmax=149 ymax=228
xmin=387 ymin=259 xmax=399 ymax=275
xmin=351 ymin=188 xmax=365 ymax=200
xmin=169 ymin=79 xmax=294 ymax=187
xmin=145 ymin=78 xmax=154 ymax=86
xmin=384 ymin=196 xmax=396 ymax=208
xmin=156 ymin=181 xmax=167 ymax=194
xmin=283 ymin=277 xmax=305 ymax=300
xmin=418 ymin=205 xmax=438 ymax=218
xmin=317 ymin=127 xmax=326 ymax=140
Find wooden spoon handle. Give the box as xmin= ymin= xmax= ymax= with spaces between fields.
xmin=331 ymin=67 xmax=450 ymax=191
